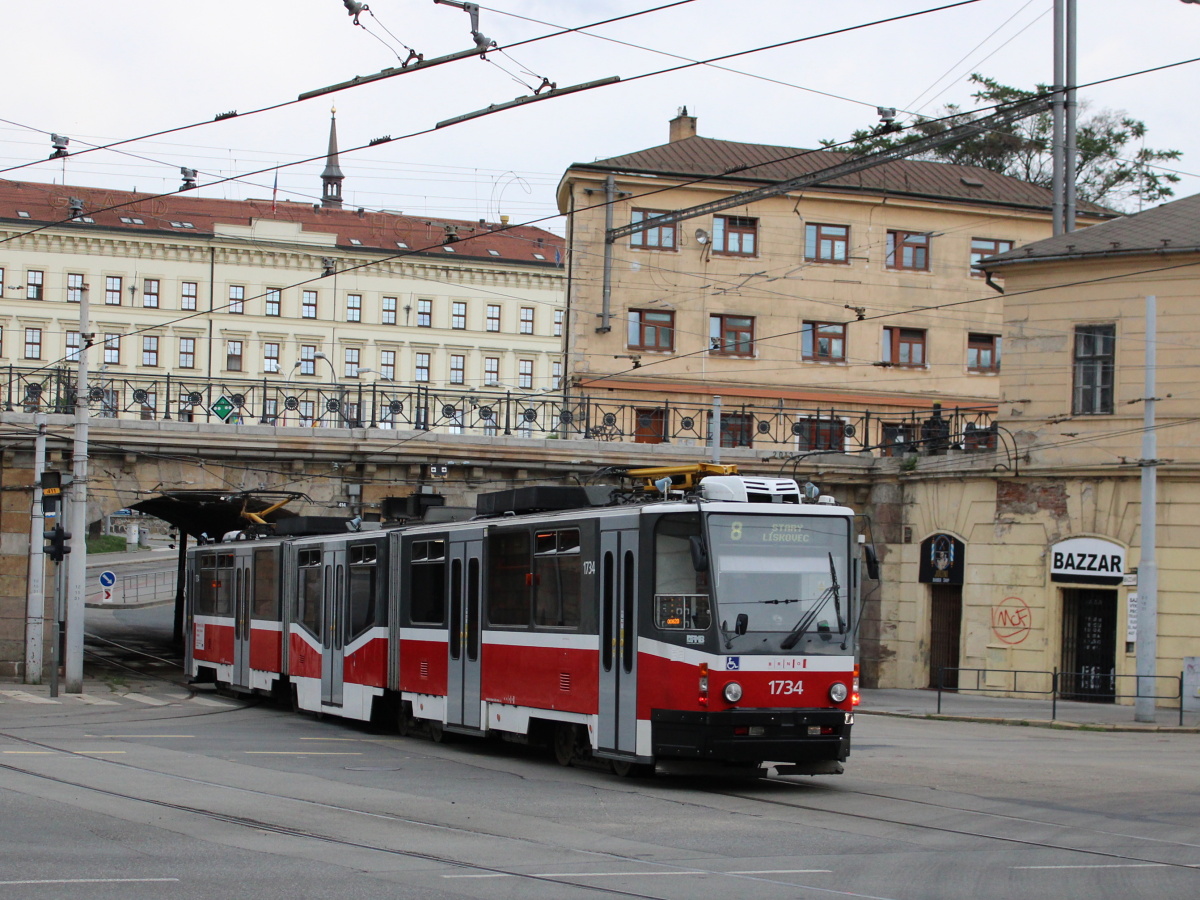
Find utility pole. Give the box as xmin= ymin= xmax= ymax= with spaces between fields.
xmin=1135 ymin=295 xmax=1158 ymax=723
xmin=64 ymin=285 xmax=92 ymax=693
xmin=24 ymin=413 xmax=47 ymax=683
xmin=1051 ymin=0 xmax=1065 ymax=234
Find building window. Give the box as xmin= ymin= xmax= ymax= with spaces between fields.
xmin=415 ymin=352 xmax=430 ymax=382
xmin=265 ymin=288 xmax=281 ymax=316
xmin=887 ymin=230 xmax=931 ymax=271
xmin=452 ymin=301 xmax=466 ymax=330
xmin=379 ymin=350 xmax=396 ymax=381
xmin=104 ymin=333 xmax=121 ymax=365
xmin=226 ymin=340 xmax=243 ymax=372
xmin=417 ymin=298 xmax=432 ymax=328
xmin=484 ymin=357 xmax=499 ymax=386
xmin=299 ymin=400 xmax=315 ymax=427
xmin=629 ymin=310 xmax=675 ymax=352
xmin=179 ymin=337 xmax=195 ymax=369
xmin=794 ymin=417 xmax=847 ymax=452
xmin=552 ymin=360 xmax=562 ymax=389
xmin=630 ymin=209 xmax=676 ymax=250
xmin=66 ymin=273 xmax=84 ymax=303
xmin=713 ymin=215 xmax=757 ymax=257
xmin=518 ymin=359 xmax=533 ymax=389
xmin=967 ymin=333 xmax=1001 ymax=372
xmin=24 ymin=328 xmax=42 ymax=359
xmin=27 ymin=270 xmax=44 ymax=300
xmin=228 ymin=285 xmax=244 ymax=314
xmin=519 ymin=307 xmax=534 ymax=334
xmin=802 ymin=321 xmax=846 ymax=362
xmin=142 ymin=336 xmax=159 ymax=367
xmin=262 ymin=398 xmax=278 ymax=425
xmin=449 ymin=354 xmax=465 ymax=384
xmin=382 ymin=296 xmax=397 ymax=325
xmin=298 ymin=345 xmax=316 ymax=376
xmin=302 ymin=291 xmax=318 ymax=318
xmin=263 ymin=343 xmax=280 ymax=374
xmin=712 ymin=412 xmax=754 ymax=448
xmin=182 ymin=281 xmax=198 ymax=311
xmin=143 ymin=278 xmax=160 ymax=308
xmin=805 ymin=223 xmax=849 ymax=263
xmin=344 ymin=347 xmax=360 ymax=377
xmin=554 ymin=310 xmax=564 ymax=338
xmin=486 ymin=304 xmax=501 ymax=332
xmin=1073 ymin=324 xmax=1115 ymax=415
xmin=635 ymin=407 xmax=666 ymax=444
xmin=105 ymin=275 xmax=122 ymax=305
xmin=880 ymin=423 xmax=920 ymax=457
xmin=0 ymin=267 xmax=4 ymax=292
xmin=970 ymin=237 xmax=1014 ymax=275
xmin=883 ymin=327 xmax=926 ymax=367
xmin=709 ymin=314 xmax=754 ymax=356
xmin=347 ymin=294 xmax=362 ymax=322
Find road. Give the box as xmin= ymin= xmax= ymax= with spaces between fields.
xmin=0 ymin=607 xmax=1194 ymax=900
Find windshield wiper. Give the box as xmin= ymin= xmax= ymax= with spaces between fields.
xmin=779 ymin=553 xmax=843 ymax=650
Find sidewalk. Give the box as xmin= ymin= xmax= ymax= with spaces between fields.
xmin=859 ymin=687 xmax=1200 ymax=732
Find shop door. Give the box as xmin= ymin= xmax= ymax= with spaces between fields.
xmin=1061 ymin=589 xmax=1116 ymax=702
xmin=928 ymin=585 xmax=962 ymax=689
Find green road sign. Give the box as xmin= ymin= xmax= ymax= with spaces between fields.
xmin=211 ymin=396 xmax=235 ymax=421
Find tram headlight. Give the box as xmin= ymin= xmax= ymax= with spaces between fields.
xmin=829 ymin=682 xmax=849 ymax=703
xmin=723 ymin=681 xmax=743 ymax=703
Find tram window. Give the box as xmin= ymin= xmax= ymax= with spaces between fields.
xmin=467 ymin=558 xmax=481 ymax=661
xmin=655 ymin=515 xmax=706 ymax=596
xmin=449 ymin=558 xmax=463 ymax=659
xmin=622 ymin=550 xmax=635 ymax=673
xmin=347 ymin=561 xmax=378 ymax=639
xmin=487 ymin=530 xmax=531 ymax=626
xmin=213 ymin=554 xmax=234 ymax=616
xmin=252 ymin=549 xmax=280 ymax=619
xmin=297 ymin=549 xmax=322 ymax=635
xmin=654 ymin=594 xmax=711 ymax=630
xmin=533 ymin=528 xmax=582 ymax=628
xmin=196 ymin=562 xmax=219 ymax=616
xmin=601 ymin=552 xmax=614 ymax=672
xmin=410 ymin=540 xmax=447 ymax=625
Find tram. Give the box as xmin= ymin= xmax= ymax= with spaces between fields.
xmin=186 ymin=466 xmax=872 ymax=775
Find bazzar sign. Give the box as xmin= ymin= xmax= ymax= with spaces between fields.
xmin=1050 ymin=537 xmax=1125 ymax=586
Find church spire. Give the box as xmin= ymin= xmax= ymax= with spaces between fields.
xmin=321 ymin=107 xmax=345 ymax=209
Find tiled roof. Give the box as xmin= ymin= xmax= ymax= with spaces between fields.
xmin=981 ymin=190 xmax=1200 ymax=266
xmin=0 ymin=179 xmax=563 ymax=266
xmin=573 ymin=135 xmax=1114 ymax=216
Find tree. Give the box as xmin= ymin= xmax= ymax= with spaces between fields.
xmin=825 ymin=74 xmax=1181 ymax=211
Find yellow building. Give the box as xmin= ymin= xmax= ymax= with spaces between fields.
xmin=557 ymin=111 xmax=1112 ymax=451
xmin=871 ymin=191 xmax=1200 ymax=711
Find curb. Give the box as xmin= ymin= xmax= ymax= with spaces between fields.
xmin=85 ymin=599 xmax=174 ymax=610
xmin=858 ymin=708 xmax=1200 ymax=733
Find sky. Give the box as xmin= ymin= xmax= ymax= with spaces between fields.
xmin=3 ymin=0 xmax=1199 ymax=234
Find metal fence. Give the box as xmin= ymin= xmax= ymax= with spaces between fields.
xmin=937 ymin=667 xmax=1186 ymax=725
xmin=3 ymin=365 xmax=1002 ymax=459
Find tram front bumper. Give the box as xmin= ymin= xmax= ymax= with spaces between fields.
xmin=651 ymin=708 xmax=852 ymax=764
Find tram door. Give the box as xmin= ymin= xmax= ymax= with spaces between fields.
xmin=446 ymin=533 xmax=483 ymax=730
xmin=231 ymin=549 xmax=253 ymax=689
xmin=320 ymin=545 xmax=347 ymax=706
xmin=598 ymin=522 xmax=640 ymax=756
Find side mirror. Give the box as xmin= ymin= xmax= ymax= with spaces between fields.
xmin=735 ymin=613 xmax=748 ymax=636
xmin=864 ymin=545 xmax=880 ymax=581
xmin=688 ymin=535 xmax=709 ymax=572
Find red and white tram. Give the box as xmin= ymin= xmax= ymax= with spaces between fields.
xmin=187 ymin=468 xmax=869 ymax=774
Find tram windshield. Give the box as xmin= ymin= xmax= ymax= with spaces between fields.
xmin=706 ymin=513 xmax=851 ymax=653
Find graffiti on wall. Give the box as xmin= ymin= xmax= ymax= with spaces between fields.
xmin=992 ymin=596 xmax=1032 ymax=644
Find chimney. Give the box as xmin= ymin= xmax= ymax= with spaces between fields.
xmin=669 ymin=106 xmax=697 ymax=142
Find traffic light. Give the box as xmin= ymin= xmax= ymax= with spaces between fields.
xmin=44 ymin=524 xmax=72 ymax=563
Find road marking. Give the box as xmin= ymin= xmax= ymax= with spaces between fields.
xmin=70 ymin=695 xmax=121 ymax=706
xmin=1013 ymin=864 xmax=1169 ymax=870
xmin=75 ymin=750 xmax=126 ymax=755
xmin=299 ymin=737 xmax=361 ymax=741
xmin=243 ymin=751 xmax=363 ymax=756
xmin=3 ymin=751 xmax=57 ymax=755
xmin=0 ymin=878 xmax=180 ymax=886
xmin=124 ymin=693 xmax=172 ymax=706
xmin=0 ymin=690 xmax=59 ymax=704
xmin=187 ymin=696 xmax=236 ymax=708
xmin=445 ymin=868 xmax=834 ymax=880
xmin=97 ymin=735 xmax=195 ymax=738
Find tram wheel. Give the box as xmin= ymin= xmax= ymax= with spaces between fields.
xmin=396 ymin=704 xmax=414 ymax=737
xmin=553 ymin=723 xmax=577 ymax=767
xmin=611 ymin=759 xmax=655 ymax=778
xmin=428 ymin=720 xmax=446 ymax=743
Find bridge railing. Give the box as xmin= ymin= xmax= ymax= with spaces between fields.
xmin=3 ymin=365 xmax=997 ymax=458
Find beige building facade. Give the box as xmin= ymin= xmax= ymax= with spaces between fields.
xmin=865 ymin=192 xmax=1200 ymax=710
xmin=557 ymin=112 xmax=1112 ymax=451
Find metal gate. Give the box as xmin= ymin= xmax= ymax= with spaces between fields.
xmin=598 ymin=520 xmax=639 ymax=756
xmin=1061 ymin=589 xmax=1117 ymax=702
xmin=929 ymin=584 xmax=962 ymax=689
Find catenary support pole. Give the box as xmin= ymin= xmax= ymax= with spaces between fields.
xmin=1135 ymin=295 xmax=1158 ymax=723
xmin=24 ymin=413 xmax=47 ymax=683
xmin=1064 ymin=0 xmax=1078 ymax=232
xmin=1051 ymin=0 xmax=1066 ymax=235
xmin=599 ymin=175 xmax=615 ymax=333
xmin=65 ymin=286 xmax=92 ymax=692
